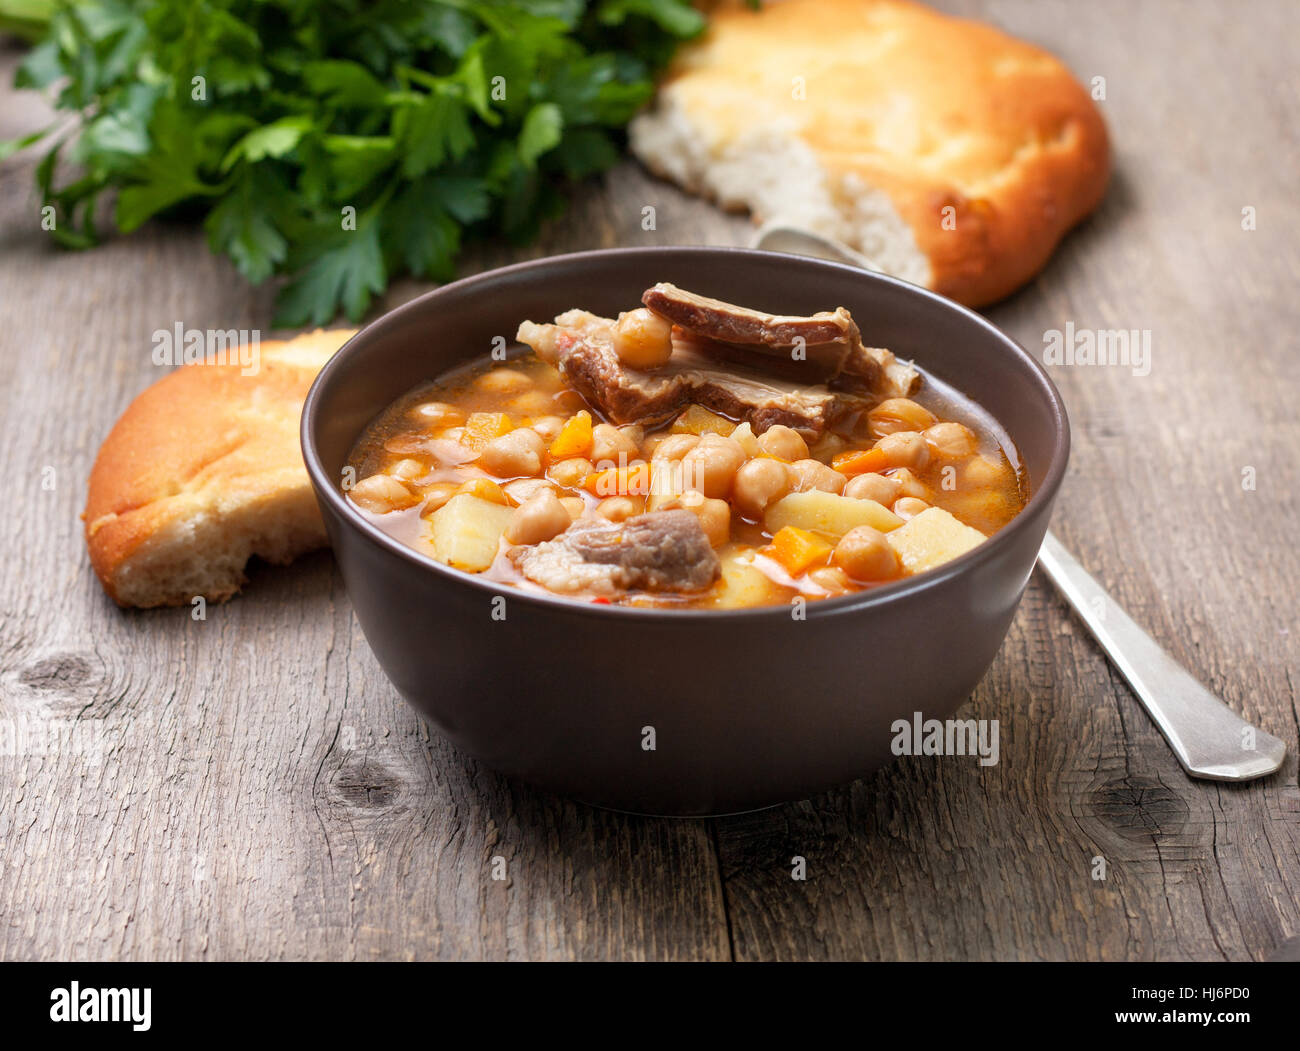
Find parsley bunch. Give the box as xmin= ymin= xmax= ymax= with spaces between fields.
xmin=3 ymin=0 xmax=703 ymax=324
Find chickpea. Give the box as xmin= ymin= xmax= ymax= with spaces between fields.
xmin=413 ymin=401 xmax=465 ymax=427
xmin=612 ymin=307 xmax=674 ymax=369
xmin=508 ymin=389 xmax=557 ymax=416
xmin=672 ymin=490 xmax=731 ymax=548
xmin=732 ymin=458 xmax=795 ymax=518
xmin=833 ymin=526 xmax=901 ymax=581
xmin=888 ymin=467 xmax=931 ymax=500
xmin=419 ymin=481 xmax=462 ymax=517
xmin=790 ymin=458 xmax=846 ymax=494
xmin=873 ymin=430 xmax=930 ymax=470
xmin=808 ymin=432 xmax=847 ymax=463
xmin=596 ymin=496 xmax=641 ymax=522
xmin=478 ymin=428 xmax=546 ymax=477
xmin=964 ymin=455 xmax=1012 ymax=488
xmin=843 ymin=471 xmax=902 ymax=506
xmin=591 ymin=422 xmax=641 ymax=466
xmin=387 ymin=458 xmax=426 ymax=482
xmin=517 ymin=320 xmax=559 ymax=362
xmin=892 ymin=496 xmax=930 ymax=520
xmin=645 ymin=459 xmax=686 ymax=510
xmin=756 ymin=424 xmax=809 ymax=462
xmin=383 ymin=434 xmax=429 ymax=456
xmin=476 ymin=368 xmax=532 ymax=394
xmin=456 ymin=477 xmax=508 ymax=504
xmin=651 ymin=433 xmax=700 ymax=462
xmin=639 ymin=432 xmax=667 ymax=459
xmin=503 ymin=477 xmax=558 ymax=506
xmin=349 ymin=474 xmax=419 ymax=514
xmin=558 ymin=496 xmax=587 ymax=521
xmin=924 ymin=421 xmax=979 ymax=460
xmin=505 ymin=489 xmax=572 ymax=546
xmin=548 ymin=456 xmax=594 ymax=489
xmin=867 ymin=398 xmax=937 ymax=438
xmin=553 ymin=390 xmax=588 ymax=413
xmin=680 ymin=433 xmax=747 ymax=498
xmin=728 ymin=422 xmax=761 ymax=457
xmin=530 ymin=415 xmax=566 ymax=443
xmin=807 ymin=565 xmax=853 ymax=595
xmin=534 ymin=364 xmax=566 ymax=392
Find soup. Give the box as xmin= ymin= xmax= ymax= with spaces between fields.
xmin=344 ymin=284 xmax=1026 ymax=608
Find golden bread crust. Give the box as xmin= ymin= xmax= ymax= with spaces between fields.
xmin=83 ymin=328 xmax=355 ymax=607
xmin=636 ymin=0 xmax=1110 ymax=306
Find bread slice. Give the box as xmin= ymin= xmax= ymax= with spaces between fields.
xmin=630 ymin=0 xmax=1110 ymax=307
xmin=83 ymin=328 xmax=355 ymax=608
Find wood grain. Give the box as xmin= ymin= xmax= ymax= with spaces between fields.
xmin=0 ymin=0 xmax=1296 ymax=961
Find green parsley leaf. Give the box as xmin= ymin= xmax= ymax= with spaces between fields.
xmin=275 ymin=221 xmax=387 ymax=327
xmin=518 ymin=102 xmax=564 ymax=169
xmin=6 ymin=0 xmax=705 ymax=322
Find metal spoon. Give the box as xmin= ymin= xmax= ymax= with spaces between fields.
xmin=752 ymin=222 xmax=1288 ymax=781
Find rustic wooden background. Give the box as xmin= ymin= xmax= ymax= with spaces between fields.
xmin=1 ymin=0 xmax=1296 ymax=961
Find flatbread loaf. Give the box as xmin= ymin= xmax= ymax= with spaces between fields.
xmin=83 ymin=328 xmax=355 ymax=608
xmin=630 ymin=0 xmax=1110 ymax=306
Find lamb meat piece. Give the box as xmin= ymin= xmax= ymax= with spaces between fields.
xmin=641 ymin=282 xmax=859 ymax=382
xmin=515 ymin=285 xmax=920 ymax=437
xmin=642 ymin=282 xmax=919 ymax=397
xmin=518 ymin=311 xmax=858 ymax=436
xmin=511 ymin=510 xmax=720 ymax=596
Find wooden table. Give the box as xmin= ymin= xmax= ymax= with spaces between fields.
xmin=1 ymin=0 xmax=1296 ymax=961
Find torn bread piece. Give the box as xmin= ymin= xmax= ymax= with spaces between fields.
xmin=83 ymin=328 xmax=355 ymax=608
xmin=630 ymin=0 xmax=1110 ymax=307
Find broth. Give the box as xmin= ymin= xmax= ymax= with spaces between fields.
xmin=345 ymin=348 xmax=1026 ymax=609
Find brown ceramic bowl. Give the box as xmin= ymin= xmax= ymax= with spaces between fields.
xmin=302 ymin=247 xmax=1069 ymax=815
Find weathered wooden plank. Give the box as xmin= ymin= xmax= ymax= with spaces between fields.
xmin=0 ymin=45 xmax=739 ymax=962
xmin=1 ymin=0 xmax=1296 ymax=962
xmin=711 ymin=0 xmax=1300 ymax=962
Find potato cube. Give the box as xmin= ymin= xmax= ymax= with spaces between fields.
xmin=426 ymin=494 xmax=516 ymax=572
xmin=672 ymin=405 xmax=736 ymax=436
xmin=885 ymin=507 xmax=987 ymax=575
xmin=709 ymin=547 xmax=779 ymax=609
xmin=764 ymin=490 xmax=902 ymax=540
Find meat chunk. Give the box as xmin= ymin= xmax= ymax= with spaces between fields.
xmin=519 ymin=311 xmax=863 ymax=436
xmin=515 ymin=285 xmax=919 ymax=437
xmin=642 ymin=282 xmax=918 ymax=397
xmin=511 ymin=509 xmax=720 ymax=596
xmin=530 ymin=314 xmax=847 ymax=434
xmin=642 ymin=282 xmax=858 ymax=376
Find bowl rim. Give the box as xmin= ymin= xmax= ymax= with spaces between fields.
xmin=301 ymin=245 xmax=1070 ymax=621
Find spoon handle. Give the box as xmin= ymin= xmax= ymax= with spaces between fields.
xmin=748 ymin=224 xmax=1287 ymax=781
xmin=1037 ymin=531 xmax=1286 ymax=781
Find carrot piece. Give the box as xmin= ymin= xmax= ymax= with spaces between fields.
xmin=584 ymin=462 xmax=651 ymax=497
xmin=463 ymin=412 xmax=513 ymax=451
xmin=549 ymin=410 xmax=594 ymax=459
xmin=767 ymin=526 xmax=833 ymax=576
xmin=456 ymin=478 xmax=509 ymax=505
xmin=831 ymin=447 xmax=889 ymax=477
